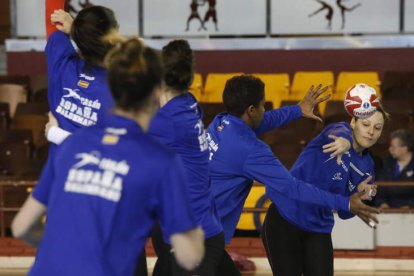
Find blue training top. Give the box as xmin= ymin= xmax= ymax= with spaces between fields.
xmin=31 ymin=114 xmax=197 ymax=276
xmin=273 ymin=122 xmax=375 ymax=233
xmin=149 ymin=92 xmax=222 ymax=240
xmin=206 ymin=107 xmax=350 ymax=243
xmin=46 ymin=31 xmax=114 ymax=132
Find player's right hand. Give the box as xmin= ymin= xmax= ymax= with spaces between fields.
xmin=51 ymin=9 xmax=73 ymax=34
xmin=349 ymin=190 xmax=380 ymax=227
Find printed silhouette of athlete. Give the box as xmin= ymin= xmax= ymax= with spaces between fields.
xmin=309 ymin=0 xmax=334 ymax=30
xmin=64 ymin=0 xmax=94 ymax=16
xmin=336 ymin=0 xmax=361 ymax=29
xmin=186 ymin=0 xmax=206 ymax=31
xmin=203 ymin=0 xmax=218 ymax=31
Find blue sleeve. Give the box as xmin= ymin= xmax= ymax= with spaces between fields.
xmin=157 ymin=155 xmax=197 ymax=238
xmin=45 ymin=31 xmax=76 ymax=77
xmin=321 ymin=123 xmax=353 ymax=145
xmin=32 ymin=154 xmax=55 ymax=206
xmin=254 ymin=105 xmax=302 ymax=135
xmin=149 ymin=112 xmax=175 ymax=147
xmin=243 ymin=143 xmax=350 ymax=212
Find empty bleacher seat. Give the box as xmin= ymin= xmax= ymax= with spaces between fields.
xmin=0 ymin=141 xmax=32 ymax=176
xmin=334 ymin=71 xmax=381 ymax=100
xmin=323 ymin=100 xmax=352 ymax=125
xmin=0 ymin=75 xmax=31 ymax=96
xmin=12 ymin=114 xmax=48 ymax=148
xmin=189 ymin=73 xmax=203 ymax=101
xmin=290 ymin=71 xmax=334 ymax=115
xmin=0 ymin=102 xmax=10 ymax=130
xmin=381 ymin=71 xmax=414 ymax=101
xmin=14 ymin=102 xmax=49 ymax=117
xmin=253 ymin=73 xmax=290 ymax=108
xmin=32 ymin=88 xmax=49 ymax=103
xmin=201 ymin=73 xmax=242 ymax=102
xmin=0 ymin=129 xmax=33 ymax=146
xmin=0 ymin=84 xmax=27 ymax=117
xmin=382 ymin=99 xmax=414 ymax=117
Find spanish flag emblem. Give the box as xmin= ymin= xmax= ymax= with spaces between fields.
xmin=77 ymin=80 xmax=90 ymax=88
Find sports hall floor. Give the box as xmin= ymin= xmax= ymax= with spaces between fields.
xmin=0 ymin=269 xmax=412 ymax=275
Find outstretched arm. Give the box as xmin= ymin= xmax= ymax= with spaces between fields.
xmin=11 ymin=195 xmax=46 ymax=247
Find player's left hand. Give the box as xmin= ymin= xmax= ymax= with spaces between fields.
xmin=357 ymin=177 xmax=377 ymax=201
xmin=322 ymin=135 xmax=351 ymax=164
xmin=298 ymin=84 xmax=331 ymax=123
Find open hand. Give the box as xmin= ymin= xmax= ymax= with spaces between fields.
xmin=322 ymin=134 xmax=351 ymax=165
xmin=298 ymin=84 xmax=331 ymax=123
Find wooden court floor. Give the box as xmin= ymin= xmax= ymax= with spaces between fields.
xmin=0 ymin=269 xmax=413 ymax=275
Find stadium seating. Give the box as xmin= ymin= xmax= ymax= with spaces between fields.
xmin=0 ymin=84 xmax=27 ymax=117
xmin=201 ymin=73 xmax=242 ymax=102
xmin=189 ymin=73 xmax=203 ymax=101
xmin=289 ymin=71 xmax=334 ymax=115
xmin=12 ymin=114 xmax=48 ymax=148
xmin=381 ymin=71 xmax=414 ymax=101
xmin=14 ymin=102 xmax=49 ymax=117
xmin=334 ymin=71 xmax=381 ymax=100
xmin=253 ymin=73 xmax=290 ymax=108
xmin=32 ymin=88 xmax=48 ymax=103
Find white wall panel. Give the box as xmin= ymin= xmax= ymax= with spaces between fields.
xmin=16 ymin=0 xmax=139 ymax=37
xmin=143 ymin=0 xmax=267 ymax=37
xmin=271 ymin=0 xmax=400 ymax=35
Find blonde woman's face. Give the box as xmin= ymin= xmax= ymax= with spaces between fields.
xmin=351 ymin=111 xmax=384 ymax=150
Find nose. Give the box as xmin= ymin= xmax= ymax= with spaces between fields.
xmin=367 ymin=127 xmax=374 ymax=136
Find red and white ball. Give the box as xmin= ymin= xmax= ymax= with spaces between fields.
xmin=344 ymin=83 xmax=380 ymax=119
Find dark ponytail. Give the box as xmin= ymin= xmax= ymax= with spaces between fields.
xmin=105 ymin=38 xmax=164 ymax=111
xmin=162 ymin=40 xmax=194 ymax=92
xmin=71 ymin=6 xmax=119 ymax=67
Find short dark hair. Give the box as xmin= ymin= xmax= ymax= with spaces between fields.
xmin=222 ymin=75 xmax=265 ymax=117
xmin=162 ymin=40 xmax=194 ymax=92
xmin=105 ymin=39 xmax=164 ymax=111
xmin=71 ymin=6 xmax=119 ymax=67
xmin=391 ymin=129 xmax=414 ymax=152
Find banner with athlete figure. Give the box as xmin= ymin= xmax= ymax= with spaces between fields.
xmin=143 ymin=0 xmax=267 ymax=36
xmin=271 ymin=0 xmax=400 ymax=34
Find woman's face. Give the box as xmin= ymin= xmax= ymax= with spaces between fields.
xmin=351 ymin=111 xmax=384 ymax=151
xmin=389 ymin=137 xmax=407 ymax=160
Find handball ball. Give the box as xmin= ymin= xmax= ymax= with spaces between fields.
xmin=344 ymin=83 xmax=380 ymax=119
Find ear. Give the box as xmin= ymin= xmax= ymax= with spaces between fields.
xmin=246 ymin=105 xmax=256 ymax=117
xmin=350 ymin=117 xmax=356 ymax=129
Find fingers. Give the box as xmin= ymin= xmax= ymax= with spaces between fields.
xmin=315 ymin=93 xmax=331 ymax=104
xmin=363 ymin=175 xmax=373 ymax=184
xmin=336 ymin=154 xmax=342 ymax=165
xmin=328 ymin=134 xmax=338 ymax=140
xmin=308 ymin=114 xmax=323 ymax=123
xmin=358 ymin=214 xmax=377 ymax=228
xmin=358 ymin=209 xmax=379 ymax=224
